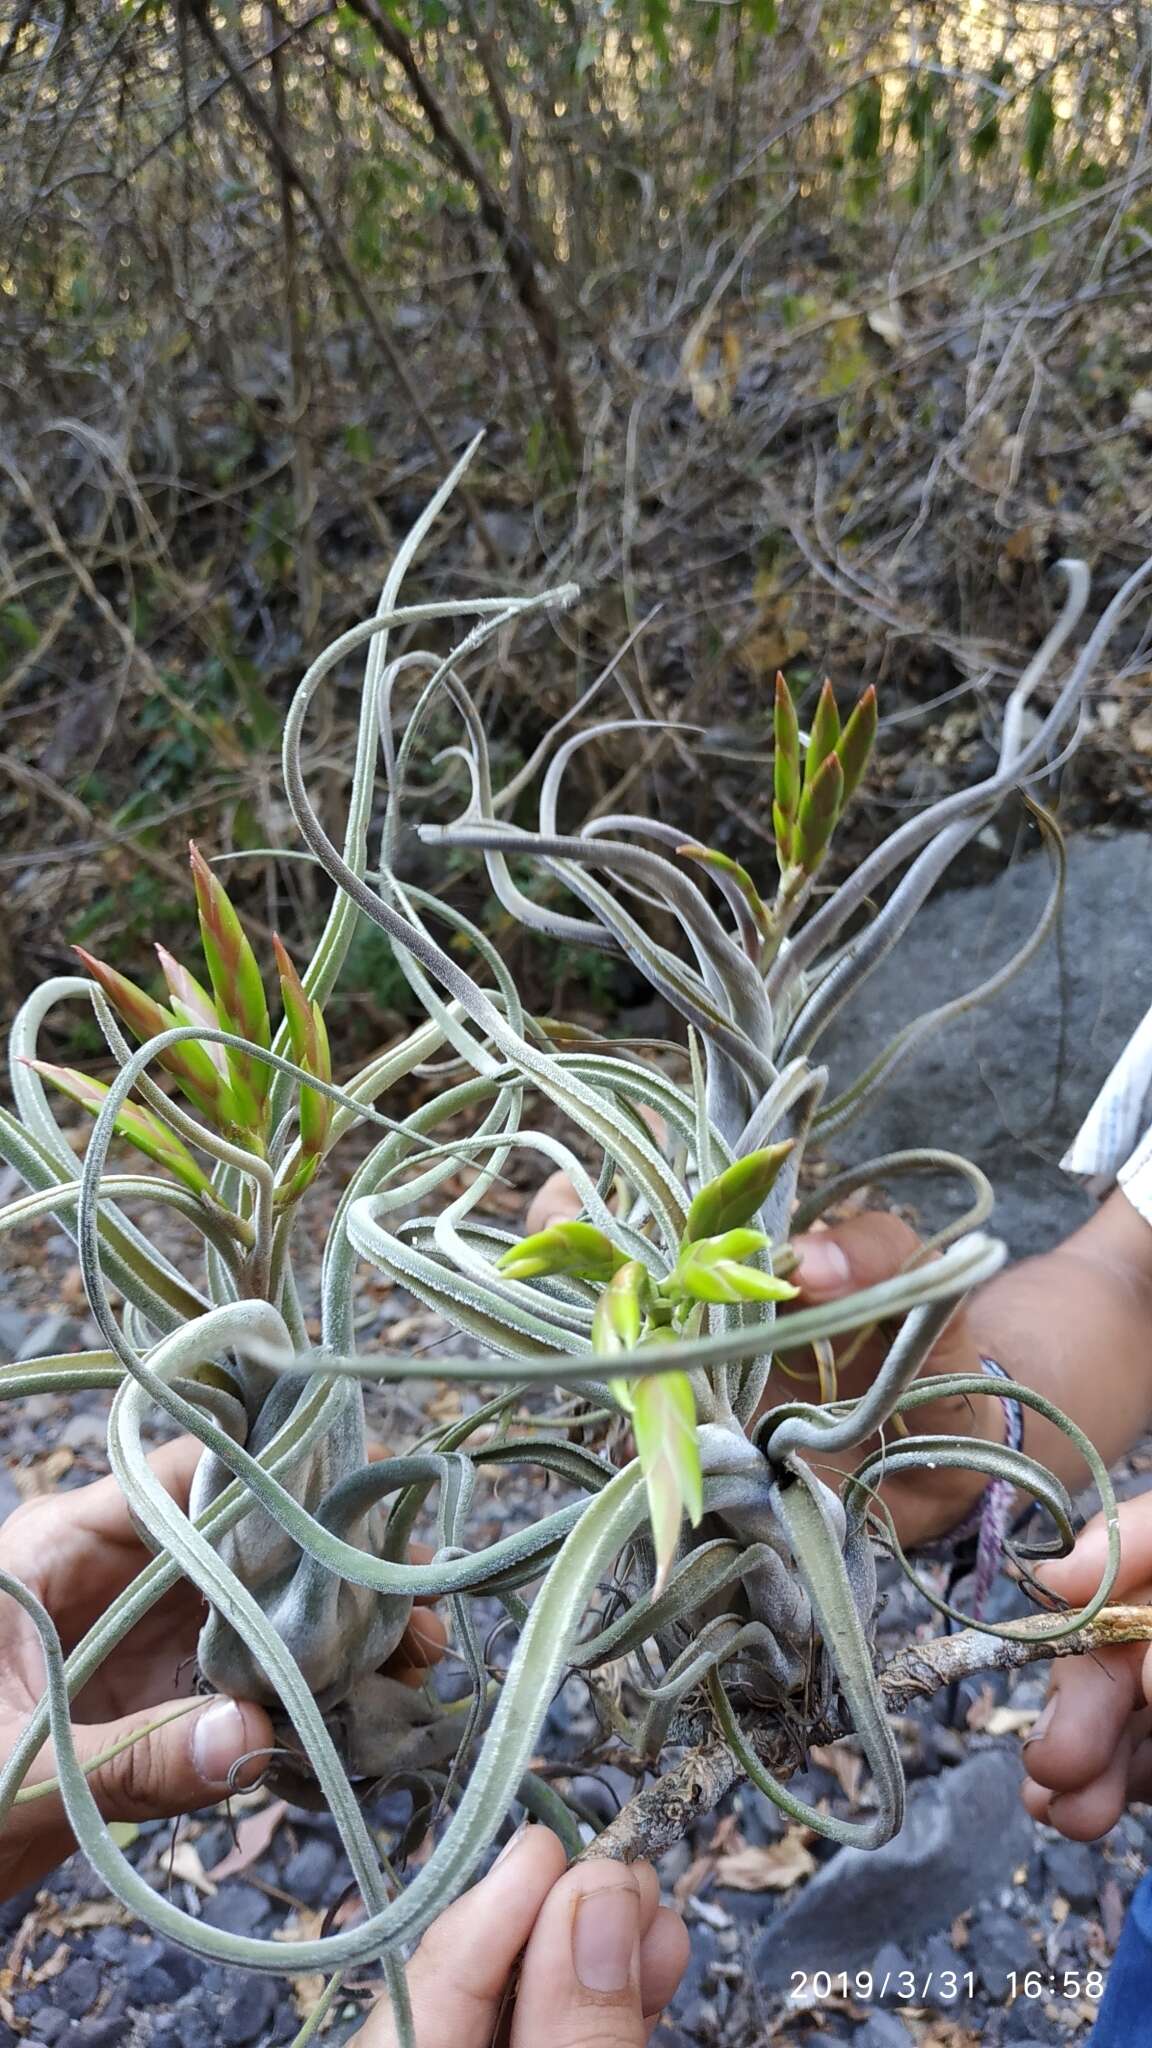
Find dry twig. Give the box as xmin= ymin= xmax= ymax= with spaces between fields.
xmin=588 ymin=1605 xmax=1152 ymax=1863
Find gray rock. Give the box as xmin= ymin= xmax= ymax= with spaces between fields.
xmin=27 ymin=2013 xmax=71 ymax=2045
xmin=756 ymin=1750 xmax=1032 ymax=1990
xmin=917 ymin=1931 xmax=972 ymax=2005
xmin=58 ymin=1412 xmax=108 ymax=1452
xmin=1042 ymin=1838 xmax=1100 ymax=1910
xmin=53 ymin=1957 xmax=101 ymax=2016
xmin=857 ymin=2019 xmax=913 ymax=2048
xmin=220 ymin=1977 xmax=279 ymax=2044
xmin=150 ymin=1945 xmax=201 ymax=1996
xmin=90 ymin=1929 xmax=131 ymax=1963
xmin=16 ymin=1314 xmax=73 ymax=1359
xmin=67 ymin=2023 xmax=129 ymax=2048
xmin=281 ymin=1836 xmax=338 ymax=1905
xmin=137 ymin=1963 xmax=181 ymax=2003
xmin=197 ymin=1881 xmax=270 ymax=1933
xmin=172 ymin=2014 xmax=212 ymax=2048
xmin=969 ymin=1906 xmax=1039 ymax=1997
xmin=0 ymin=1310 xmax=29 ymax=1359
xmin=817 ymin=831 xmax=1152 ymax=1257
xmin=869 ymin=1941 xmax=913 ymax=1999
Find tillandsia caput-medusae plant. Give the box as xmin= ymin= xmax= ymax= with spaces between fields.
xmin=2 ymin=438 xmax=1152 ymax=2042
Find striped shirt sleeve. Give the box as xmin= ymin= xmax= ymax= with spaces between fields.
xmin=1062 ymin=1000 xmax=1152 ymax=1222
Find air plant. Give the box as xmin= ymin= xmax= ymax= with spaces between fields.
xmin=1 ymin=440 xmax=1148 ymax=2044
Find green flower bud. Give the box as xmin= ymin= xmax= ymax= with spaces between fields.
xmin=683 ymin=1143 xmax=794 ymax=1243
xmin=794 ymin=750 xmax=844 ymax=873
xmin=190 ymin=843 xmax=270 ymax=1132
xmin=773 ymin=672 xmax=801 ymax=871
xmin=668 ymin=1229 xmax=800 ymax=1306
xmin=592 ymin=1259 xmax=648 ymax=1355
xmin=73 ymin=948 xmax=236 ymax=1129
xmin=24 ymin=1060 xmax=212 ymax=1196
xmin=836 ymin=683 xmax=878 ymax=803
xmin=498 ymin=1220 xmax=627 ymax=1283
xmin=274 ymin=935 xmax=332 ymax=1169
xmin=804 ymin=677 xmax=841 ymax=781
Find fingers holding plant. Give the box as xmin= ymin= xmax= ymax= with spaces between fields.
xmin=354 ymin=1827 xmax=688 ymax=2048
xmin=1022 ymin=1497 xmax=1152 ymax=1839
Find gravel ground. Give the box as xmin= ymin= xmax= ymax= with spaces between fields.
xmin=0 ymin=1228 xmax=1146 ymax=2048
xmin=4 ymin=831 xmax=1152 ymax=2043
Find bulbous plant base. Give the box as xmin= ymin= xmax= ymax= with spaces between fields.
xmin=247 ymin=1673 xmax=465 ymax=1806
xmin=189 ymin=1379 xmax=442 ymax=1793
xmin=187 ymin=1659 xmax=468 ymax=1807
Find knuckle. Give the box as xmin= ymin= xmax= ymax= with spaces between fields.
xmin=100 ymin=1731 xmax=158 ymax=1818
xmin=563 ymin=2028 xmax=640 ymax=2048
xmin=844 ymin=1209 xmax=921 ymax=1263
xmin=1 ymin=1497 xmax=47 ymax=1541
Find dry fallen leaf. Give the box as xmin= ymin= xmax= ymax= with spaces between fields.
xmin=289 ymin=1971 xmax=330 ymax=2024
xmin=673 ymin=1854 xmax=717 ymax=1903
xmin=1001 ymin=522 xmax=1038 ymax=566
xmin=916 ymin=2024 xmax=984 ymax=2047
xmin=962 ymin=1683 xmax=997 ymax=1730
xmin=978 ymin=1703 xmax=1041 ymax=1737
xmin=866 ymin=304 xmax=906 ymax=348
xmin=206 ymin=1799 xmax=288 ymax=1882
xmin=713 ymin=1830 xmax=816 ymax=1893
xmin=276 ymin=1908 xmax=327 ymax=1944
xmin=809 ymin=1740 xmax=864 ymax=1805
xmin=672 ymin=1813 xmax=741 ymax=1902
xmin=1129 ymin=707 xmax=1152 ymax=755
xmin=12 ymin=1447 xmax=74 ymax=1498
xmin=40 ymin=1899 xmax=132 ymax=1934
xmin=166 ymin=1840 xmax=216 ymax=1896
xmin=27 ymin=1942 xmax=70 ymax=1988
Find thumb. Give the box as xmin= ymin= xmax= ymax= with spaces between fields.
xmin=71 ymin=1694 xmax=274 ymax=1822
xmin=353 ymin=1824 xmax=568 ymax=2046
xmin=792 ymin=1211 xmax=928 ymax=1300
xmin=511 ymin=1861 xmax=650 ymax=2048
xmin=791 ymin=1214 xmax=979 ymax=1376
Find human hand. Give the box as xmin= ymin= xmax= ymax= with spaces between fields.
xmin=353 ymin=1823 xmax=689 ymax=2047
xmin=757 ymin=1210 xmax=1000 ymax=1548
xmin=525 ymin=1176 xmax=999 ymax=1550
xmin=0 ymin=1438 xmax=445 ymax=1899
xmin=1021 ymin=1496 xmax=1152 ymax=1840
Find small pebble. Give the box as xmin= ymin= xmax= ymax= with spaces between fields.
xmin=52 ymin=1957 xmax=102 ymax=2017
xmin=220 ymin=1975 xmax=279 ymax=2045
xmin=26 ymin=2013 xmax=71 ymax=2046
xmin=152 ymin=1945 xmax=202 ymax=1996
xmin=858 ymin=2016 xmax=913 ymax=2047
xmin=171 ymin=2013 xmax=213 ymax=2048
xmin=68 ymin=2023 xmax=131 ymax=2048
xmin=1043 ymin=1838 xmax=1100 ymax=1911
xmin=281 ymin=1836 xmax=337 ymax=1904
xmin=137 ymin=1963 xmax=182 ymax=2003
xmin=869 ymin=1941 xmax=913 ymax=2002
xmin=197 ymin=1881 xmax=270 ymax=1934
